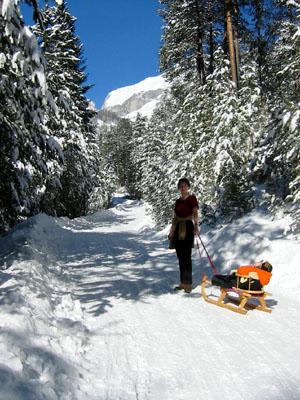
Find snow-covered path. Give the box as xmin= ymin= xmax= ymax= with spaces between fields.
xmin=0 ymin=196 xmax=300 ymax=400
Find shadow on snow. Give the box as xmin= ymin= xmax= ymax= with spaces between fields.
xmin=0 ymin=206 xmax=282 ymax=317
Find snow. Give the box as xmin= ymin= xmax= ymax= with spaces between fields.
xmin=0 ymin=53 xmax=6 ymax=68
xmin=0 ymin=195 xmax=300 ymax=399
xmin=102 ymin=75 xmax=169 ymax=108
xmin=1 ymin=0 xmax=13 ymax=18
xmin=127 ymin=98 xmax=162 ymax=120
xmin=290 ymin=110 xmax=300 ymax=132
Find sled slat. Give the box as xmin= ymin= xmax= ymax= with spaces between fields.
xmin=201 ymin=277 xmax=273 ymax=315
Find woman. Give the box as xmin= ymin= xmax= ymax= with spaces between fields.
xmin=168 ymin=178 xmax=199 ymax=293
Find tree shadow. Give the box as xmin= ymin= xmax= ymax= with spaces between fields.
xmin=0 ymin=206 xmax=284 ymax=318
xmin=0 ymin=329 xmax=78 ymax=400
xmin=200 ymin=209 xmax=287 ymax=274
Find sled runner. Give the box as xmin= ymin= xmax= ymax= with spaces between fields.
xmin=201 ymin=274 xmax=272 ymax=315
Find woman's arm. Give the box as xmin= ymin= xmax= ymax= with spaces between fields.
xmin=193 ymin=207 xmax=199 ymax=235
xmin=168 ymin=210 xmax=177 ymax=239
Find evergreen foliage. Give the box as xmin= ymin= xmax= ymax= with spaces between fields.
xmin=34 ymin=1 xmax=96 ymax=217
xmin=254 ymin=0 xmax=300 ymax=230
xmin=124 ymin=0 xmax=299 ymax=232
xmin=102 ymin=119 xmax=133 ymax=188
xmin=0 ymin=0 xmax=61 ymax=231
xmin=126 ymin=114 xmax=148 ymax=200
xmin=117 ymin=51 xmax=264 ymax=224
xmin=0 ymin=0 xmax=113 ymax=232
xmin=159 ymin=0 xmax=220 ymax=85
xmin=1 ymin=0 xmax=300 ymax=236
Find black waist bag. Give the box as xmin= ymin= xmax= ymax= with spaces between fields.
xmin=236 ymin=275 xmax=262 ymax=291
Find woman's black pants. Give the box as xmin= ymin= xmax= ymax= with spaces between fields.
xmin=175 ymin=243 xmax=192 ymax=284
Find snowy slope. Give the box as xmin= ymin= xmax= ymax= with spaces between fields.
xmin=103 ymin=76 xmax=168 ymax=108
xmin=0 ymin=195 xmax=300 ymax=400
xmin=101 ymin=75 xmax=169 ymax=120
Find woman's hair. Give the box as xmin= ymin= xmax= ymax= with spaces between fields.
xmin=177 ymin=178 xmax=190 ymax=189
xmin=261 ymin=261 xmax=273 ymax=272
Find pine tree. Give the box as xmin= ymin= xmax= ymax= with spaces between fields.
xmin=34 ymin=0 xmax=106 ymax=218
xmin=0 ymin=0 xmax=61 ymax=231
xmin=141 ymin=49 xmax=260 ymax=222
xmin=93 ymin=122 xmax=117 ymax=210
xmin=106 ymin=119 xmax=133 ymax=187
xmin=126 ymin=114 xmax=148 ymax=199
xmin=139 ymin=92 xmax=187 ymax=224
xmin=205 ymin=50 xmax=260 ymax=215
xmin=152 ymin=0 xmax=300 ymax=230
xmin=159 ymin=0 xmax=217 ymax=84
xmin=256 ymin=0 xmax=300 ymax=230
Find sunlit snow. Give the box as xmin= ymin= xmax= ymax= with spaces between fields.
xmin=0 ymin=194 xmax=299 ymax=399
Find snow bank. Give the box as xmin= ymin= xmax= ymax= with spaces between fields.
xmin=197 ymin=209 xmax=300 ymax=296
xmin=0 ymin=214 xmax=92 ymax=400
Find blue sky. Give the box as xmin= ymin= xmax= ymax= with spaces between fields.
xmin=21 ymin=0 xmax=163 ymax=108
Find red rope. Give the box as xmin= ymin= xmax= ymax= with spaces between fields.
xmin=197 ymin=234 xmax=218 ymax=274
xmin=196 ymin=236 xmax=203 ymax=269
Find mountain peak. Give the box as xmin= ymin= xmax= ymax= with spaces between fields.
xmin=101 ymin=75 xmax=169 ymax=120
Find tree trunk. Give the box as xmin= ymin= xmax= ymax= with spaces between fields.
xmin=208 ymin=1 xmax=214 ymax=75
xmin=233 ymin=0 xmax=240 ymax=86
xmin=225 ymin=0 xmax=238 ymax=87
xmin=209 ymin=23 xmax=214 ymax=75
xmin=223 ymin=1 xmax=228 ymax=54
xmin=30 ymin=0 xmax=44 ymax=31
xmin=195 ymin=0 xmax=206 ymax=85
xmin=254 ymin=0 xmax=263 ymax=88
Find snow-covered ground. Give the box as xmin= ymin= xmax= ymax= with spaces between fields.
xmin=0 ymin=194 xmax=300 ymax=400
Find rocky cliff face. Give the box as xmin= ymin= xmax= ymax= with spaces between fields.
xmin=96 ymin=75 xmax=169 ymax=125
xmin=105 ymin=88 xmax=165 ymax=118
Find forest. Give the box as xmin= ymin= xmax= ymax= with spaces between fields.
xmin=1 ymin=0 xmax=299 ymax=235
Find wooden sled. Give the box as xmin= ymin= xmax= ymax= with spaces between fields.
xmin=201 ymin=274 xmax=272 ymax=315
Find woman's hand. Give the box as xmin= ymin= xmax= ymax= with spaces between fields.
xmin=194 ymin=226 xmax=200 ymax=236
